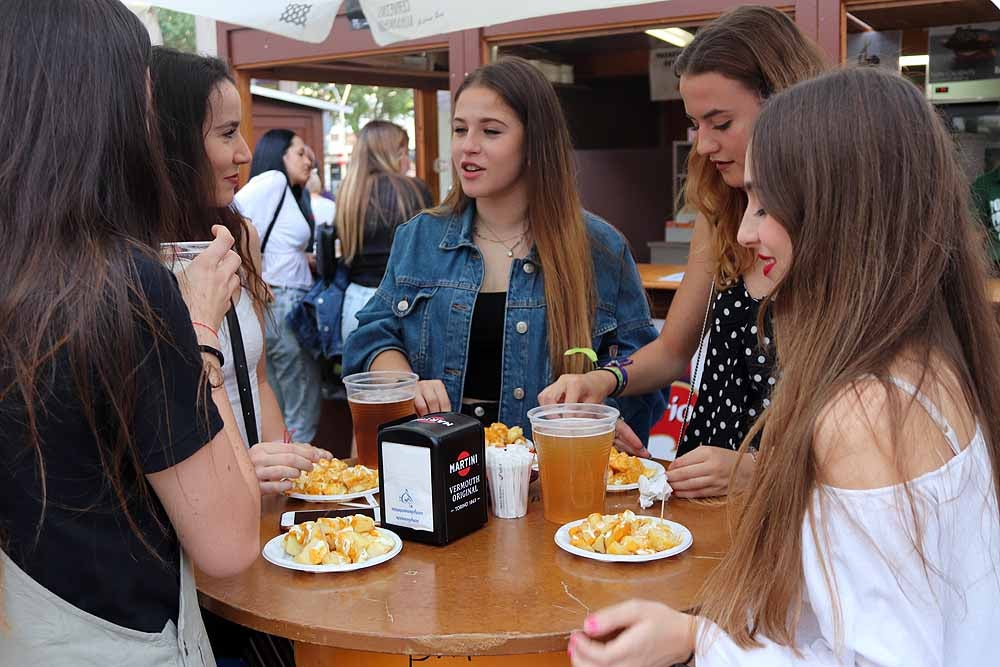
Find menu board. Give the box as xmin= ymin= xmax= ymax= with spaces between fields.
xmin=929 ymin=22 xmax=1000 ymax=84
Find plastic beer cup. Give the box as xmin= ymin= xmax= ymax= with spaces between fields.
xmin=342 ymin=371 xmax=418 ymax=468
xmin=527 ymin=403 xmax=619 ymax=523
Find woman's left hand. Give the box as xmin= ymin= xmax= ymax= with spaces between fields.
xmin=569 ymin=600 xmax=695 ymax=667
xmin=667 ymin=445 xmax=755 ymax=498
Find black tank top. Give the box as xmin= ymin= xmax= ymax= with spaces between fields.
xmin=463 ymin=291 xmax=506 ymax=401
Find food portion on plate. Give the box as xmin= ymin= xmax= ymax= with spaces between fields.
xmin=283 ymin=515 xmax=393 ymax=566
xmin=288 ymin=458 xmax=378 ymax=496
xmin=606 ymin=449 xmax=658 ymax=486
xmin=568 ymin=510 xmax=683 ymax=556
xmin=484 ymin=421 xmax=529 ymax=448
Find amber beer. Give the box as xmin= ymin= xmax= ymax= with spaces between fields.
xmin=527 ymin=404 xmax=620 ymax=524
xmin=342 ymin=372 xmax=418 ymax=468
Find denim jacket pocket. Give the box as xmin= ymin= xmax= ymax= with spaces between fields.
xmin=390 ymin=286 xmax=439 ymax=374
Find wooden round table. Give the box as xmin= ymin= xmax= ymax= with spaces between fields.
xmin=198 ymin=489 xmax=730 ymax=666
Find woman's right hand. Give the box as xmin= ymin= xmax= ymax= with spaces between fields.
xmin=178 ymin=225 xmax=243 ymax=331
xmin=414 ymin=379 xmax=451 ymax=415
xmin=538 ymin=371 xmax=618 ymax=406
xmin=250 ymin=442 xmax=332 ymax=495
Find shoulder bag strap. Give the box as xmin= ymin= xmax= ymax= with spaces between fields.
xmin=225 ymin=303 xmax=259 ymax=446
xmin=259 ymin=187 xmax=288 ymax=255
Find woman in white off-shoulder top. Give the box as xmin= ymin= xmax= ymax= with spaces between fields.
xmin=568 ymin=68 xmax=1000 ymax=667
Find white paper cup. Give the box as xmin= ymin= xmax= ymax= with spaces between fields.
xmin=485 ymin=445 xmax=533 ymax=519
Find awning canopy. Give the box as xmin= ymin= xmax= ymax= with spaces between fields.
xmin=141 ymin=0 xmax=670 ymax=45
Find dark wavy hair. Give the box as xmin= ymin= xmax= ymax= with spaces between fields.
xmin=150 ymin=47 xmax=267 ymax=304
xmin=0 ymin=0 xmax=181 ymax=554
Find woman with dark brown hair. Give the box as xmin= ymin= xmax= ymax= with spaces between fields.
xmin=0 ymin=1 xmax=260 ymax=663
xmin=568 ymin=66 xmax=1000 ymax=667
xmin=540 ymin=6 xmax=827 ymax=497
xmin=344 ymin=57 xmax=664 ymax=441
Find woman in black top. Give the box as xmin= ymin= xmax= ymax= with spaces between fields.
xmin=0 ymin=1 xmax=260 ymax=661
xmin=336 ymin=120 xmax=432 ymax=344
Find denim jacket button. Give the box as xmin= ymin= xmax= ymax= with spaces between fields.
xmin=473 ymin=406 xmax=486 ymax=417
xmin=516 ymin=321 xmax=528 ymax=334
xmin=397 ymin=299 xmax=409 ymax=311
xmin=317 ymin=297 xmax=325 ymax=305
xmin=522 ymin=262 xmax=535 ymax=274
xmin=513 ymin=387 xmax=525 ymax=400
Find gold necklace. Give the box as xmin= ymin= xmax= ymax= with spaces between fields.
xmin=474 ymin=220 xmax=528 ymax=258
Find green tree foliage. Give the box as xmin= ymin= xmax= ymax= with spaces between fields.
xmin=297 ymin=83 xmax=414 ymax=134
xmin=156 ymin=8 xmax=196 ymax=53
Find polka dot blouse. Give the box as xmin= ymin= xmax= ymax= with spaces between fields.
xmin=678 ymin=278 xmax=775 ymax=457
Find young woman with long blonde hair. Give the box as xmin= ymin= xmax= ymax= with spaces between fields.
xmin=344 ymin=57 xmax=664 ymax=440
xmin=568 ymin=66 xmax=1000 ymax=667
xmin=336 ymin=120 xmax=431 ymax=342
xmin=541 ymin=6 xmax=827 ymax=497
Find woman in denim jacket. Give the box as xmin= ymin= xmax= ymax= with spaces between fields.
xmin=344 ymin=58 xmax=665 ymax=446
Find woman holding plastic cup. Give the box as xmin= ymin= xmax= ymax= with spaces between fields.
xmin=151 ymin=48 xmax=330 ymax=494
xmin=343 ymin=57 xmax=665 ymax=449
xmin=0 ymin=2 xmax=260 ymax=662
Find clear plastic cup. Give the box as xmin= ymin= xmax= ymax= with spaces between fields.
xmin=160 ymin=241 xmax=213 ymax=273
xmin=527 ymin=403 xmax=619 ymax=523
xmin=342 ymin=371 xmax=419 ymax=468
xmin=485 ymin=445 xmax=534 ymax=519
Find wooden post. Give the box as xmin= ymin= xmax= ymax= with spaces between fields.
xmin=796 ymin=0 xmax=844 ymax=64
xmin=233 ymin=68 xmax=255 ymax=187
xmin=414 ymin=89 xmax=441 ymax=203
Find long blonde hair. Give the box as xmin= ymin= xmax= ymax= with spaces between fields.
xmin=697 ymin=67 xmax=1000 ymax=649
xmin=675 ymin=6 xmax=827 ymax=285
xmin=437 ymin=57 xmax=595 ymax=377
xmin=335 ymin=120 xmax=423 ymax=264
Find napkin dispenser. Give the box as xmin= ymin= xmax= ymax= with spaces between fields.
xmin=378 ymin=412 xmax=487 ymax=545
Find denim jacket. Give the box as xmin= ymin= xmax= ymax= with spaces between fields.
xmin=343 ymin=205 xmax=666 ymax=443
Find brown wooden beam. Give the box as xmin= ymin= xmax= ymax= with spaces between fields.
xmin=448 ymin=29 xmax=485 ymax=98
xmin=414 ymin=89 xmax=441 ymax=204
xmin=250 ymin=64 xmax=448 ymax=89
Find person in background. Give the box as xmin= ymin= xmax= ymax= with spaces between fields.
xmin=569 ymin=66 xmax=1000 ymax=667
xmin=308 ymin=171 xmax=337 ymax=227
xmin=0 ymin=2 xmax=260 ymax=663
xmin=336 ymin=120 xmax=432 ymax=343
xmin=970 ymin=164 xmax=1000 ymax=266
xmin=540 ymin=6 xmax=826 ymax=497
xmin=235 ymin=129 xmax=322 ymax=444
xmin=151 ymin=48 xmax=330 ymax=494
xmin=344 ymin=58 xmax=665 ymax=443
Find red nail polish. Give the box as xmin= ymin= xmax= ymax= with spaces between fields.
xmin=584 ymin=617 xmax=598 ymax=633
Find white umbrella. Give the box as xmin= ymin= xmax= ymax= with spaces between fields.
xmin=143 ymin=0 xmax=669 ymax=45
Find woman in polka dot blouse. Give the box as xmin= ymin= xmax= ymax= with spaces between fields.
xmin=539 ymin=7 xmax=826 ymax=498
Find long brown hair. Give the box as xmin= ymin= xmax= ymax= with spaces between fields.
xmin=439 ymin=57 xmax=595 ymax=375
xmin=335 ymin=120 xmax=425 ymax=263
xmin=150 ymin=47 xmax=269 ymax=305
xmin=697 ymin=66 xmax=1000 ymax=648
xmin=0 ymin=0 xmax=183 ymax=554
xmin=675 ymin=6 xmax=827 ymax=285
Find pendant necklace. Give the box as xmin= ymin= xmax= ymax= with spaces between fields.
xmin=474 ymin=221 xmax=528 ymax=258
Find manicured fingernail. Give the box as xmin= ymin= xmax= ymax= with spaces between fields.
xmin=584 ymin=616 xmax=598 ymax=633
xmin=567 ymin=644 xmax=573 ymax=657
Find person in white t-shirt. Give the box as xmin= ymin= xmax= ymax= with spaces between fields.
xmin=307 ymin=172 xmax=336 ymax=227
xmin=234 ymin=129 xmax=321 ymax=443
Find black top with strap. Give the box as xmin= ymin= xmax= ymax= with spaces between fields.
xmin=679 ymin=278 xmax=775 ymax=456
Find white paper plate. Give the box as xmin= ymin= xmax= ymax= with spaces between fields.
xmin=554 ymin=516 xmax=692 ymax=563
xmin=286 ymin=487 xmax=379 ymax=503
xmin=606 ymin=459 xmax=666 ymax=492
xmin=262 ymin=527 xmax=402 ymax=573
